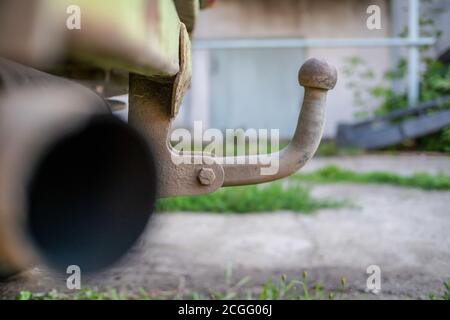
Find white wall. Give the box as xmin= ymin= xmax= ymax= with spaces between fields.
xmin=182 ymin=0 xmax=392 ymax=138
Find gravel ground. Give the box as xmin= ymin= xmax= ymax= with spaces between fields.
xmin=1 ymin=154 xmax=449 ymax=300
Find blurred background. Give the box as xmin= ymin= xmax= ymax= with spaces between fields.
xmin=175 ymin=0 xmax=450 ymax=153
xmin=0 ymin=0 xmax=449 ymax=300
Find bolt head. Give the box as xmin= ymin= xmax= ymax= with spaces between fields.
xmin=198 ymin=168 xmax=216 ymax=186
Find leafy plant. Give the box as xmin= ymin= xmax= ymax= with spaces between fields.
xmin=343 ymin=3 xmax=450 ymax=153
xmin=428 ymin=281 xmax=450 ymax=300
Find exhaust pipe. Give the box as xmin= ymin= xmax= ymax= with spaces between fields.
xmin=0 ymin=60 xmax=157 ymax=277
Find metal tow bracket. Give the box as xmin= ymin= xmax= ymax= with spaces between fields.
xmin=129 ymin=24 xmax=337 ymax=197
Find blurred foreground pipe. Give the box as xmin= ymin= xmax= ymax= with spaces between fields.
xmin=0 ymin=60 xmax=157 ymax=277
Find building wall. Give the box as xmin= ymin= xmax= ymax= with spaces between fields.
xmin=391 ymin=0 xmax=450 ymax=56
xmin=177 ymin=0 xmax=392 ymax=138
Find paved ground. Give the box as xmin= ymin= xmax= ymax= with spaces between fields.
xmin=302 ymin=153 xmax=450 ymax=175
xmin=1 ymin=154 xmax=449 ymax=299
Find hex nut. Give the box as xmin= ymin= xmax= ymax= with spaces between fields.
xmin=198 ymin=168 xmax=216 ymax=186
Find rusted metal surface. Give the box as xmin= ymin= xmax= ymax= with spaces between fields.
xmin=1 ymin=0 xmax=337 ymax=199
xmin=174 ymin=0 xmax=200 ymax=34
xmin=197 ymin=168 xmax=216 ymax=186
xmin=0 ymin=85 xmax=103 ymax=275
xmin=0 ymin=60 xmax=156 ymax=276
xmin=171 ymin=23 xmax=192 ymax=118
xmin=220 ymin=58 xmax=337 ymax=186
xmin=0 ymin=0 xmax=339 ymax=278
xmin=127 ymin=19 xmax=224 ymax=198
xmin=129 ymin=56 xmax=336 ymax=195
xmin=199 ymin=0 xmax=216 ymax=10
xmin=129 ymin=73 xmax=224 ymax=198
xmin=126 ymin=22 xmax=336 ymax=195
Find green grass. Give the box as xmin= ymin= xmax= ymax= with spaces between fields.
xmin=315 ymin=140 xmax=364 ymax=157
xmin=16 ymin=288 xmax=127 ymax=301
xmin=155 ymin=166 xmax=450 ymax=213
xmin=257 ymin=272 xmax=346 ymax=300
xmin=428 ymin=282 xmax=450 ymax=300
xmin=156 ymin=166 xmax=449 ymax=214
xmin=14 ymin=261 xmax=450 ymax=300
xmin=15 ymin=271 xmax=348 ymax=300
xmin=155 ymin=182 xmax=346 ymax=213
xmin=443 ymin=282 xmax=450 ymax=300
xmin=294 ymin=165 xmax=450 ymax=190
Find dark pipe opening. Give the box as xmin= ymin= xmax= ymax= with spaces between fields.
xmin=25 ymin=115 xmax=157 ymax=273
